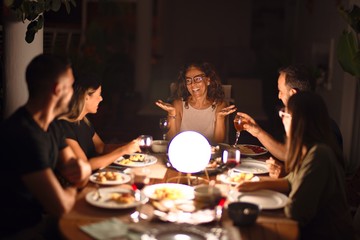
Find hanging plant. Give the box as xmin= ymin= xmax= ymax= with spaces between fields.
xmin=4 ymin=0 xmax=76 ymax=43
xmin=337 ymin=4 xmax=360 ymax=79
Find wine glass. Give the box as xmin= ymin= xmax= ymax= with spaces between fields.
xmin=139 ymin=135 xmax=153 ymax=154
xmin=233 ymin=115 xmax=245 ymax=147
xmin=222 ymin=148 xmax=241 ymax=202
xmin=159 ymin=117 xmax=170 ymax=140
xmin=129 ymin=168 xmax=151 ymax=223
xmin=222 ymin=148 xmax=241 ymax=170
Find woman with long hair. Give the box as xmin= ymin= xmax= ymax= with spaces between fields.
xmin=237 ymin=92 xmax=354 ymax=239
xmin=58 ymin=73 xmax=140 ymax=171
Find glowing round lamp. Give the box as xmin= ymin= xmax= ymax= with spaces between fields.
xmin=168 ymin=131 xmax=211 ymax=173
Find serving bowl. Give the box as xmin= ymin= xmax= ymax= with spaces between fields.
xmin=227 ymin=202 xmax=260 ymax=226
xmin=193 ymin=184 xmax=222 ymax=208
xmin=151 ymin=140 xmax=169 ymax=153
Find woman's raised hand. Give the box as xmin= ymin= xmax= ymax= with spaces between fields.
xmin=155 ymin=100 xmax=175 ymax=114
xmin=218 ymin=105 xmax=237 ymax=118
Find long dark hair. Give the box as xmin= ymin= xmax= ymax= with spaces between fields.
xmin=61 ymin=72 xmax=102 ymax=122
xmin=286 ymin=92 xmax=343 ymax=172
xmin=173 ymin=62 xmax=225 ymax=107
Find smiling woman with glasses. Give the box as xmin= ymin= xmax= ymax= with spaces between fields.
xmin=155 ymin=61 xmax=236 ymax=144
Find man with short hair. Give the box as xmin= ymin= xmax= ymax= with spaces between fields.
xmin=237 ymin=65 xmax=343 ymax=177
xmin=0 ymin=54 xmax=91 ymax=239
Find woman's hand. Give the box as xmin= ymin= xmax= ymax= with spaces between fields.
xmin=155 ymin=100 xmax=175 ymax=115
xmin=122 ymin=139 xmax=141 ymax=155
xmin=217 ymin=105 xmax=237 ymax=118
xmin=237 ymin=181 xmax=264 ymax=192
xmin=266 ymin=158 xmax=284 ymax=178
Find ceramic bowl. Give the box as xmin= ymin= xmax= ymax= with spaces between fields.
xmin=227 ymin=202 xmax=260 ymax=226
xmin=151 ymin=140 xmax=169 ymax=153
xmin=193 ymin=184 xmax=222 ymax=207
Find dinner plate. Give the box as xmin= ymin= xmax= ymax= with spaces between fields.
xmin=141 ymin=225 xmax=218 ymax=240
xmin=142 ymin=183 xmax=195 ymax=201
xmin=89 ymin=171 xmax=131 ymax=185
xmin=85 ymin=187 xmax=148 ymax=209
xmin=229 ymin=189 xmax=289 ymax=210
xmin=217 ymin=172 xmax=259 ymax=185
xmin=153 ymin=209 xmax=215 ymax=225
xmin=233 ymin=159 xmax=269 ymax=174
xmin=113 ymin=154 xmax=157 ymax=167
xmin=236 ymin=144 xmax=268 ymax=156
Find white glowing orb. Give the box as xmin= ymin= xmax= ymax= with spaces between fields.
xmin=168 ymin=131 xmax=211 ymax=173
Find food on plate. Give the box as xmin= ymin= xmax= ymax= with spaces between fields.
xmin=228 ymin=172 xmax=254 ymax=182
xmin=152 ymin=187 xmax=184 ymax=200
xmin=207 ymin=157 xmax=222 ymax=168
xmin=109 ymin=192 xmax=135 ymax=204
xmin=239 ymin=145 xmax=266 ymax=155
xmin=118 ymin=154 xmax=145 ymax=165
xmin=95 ymin=171 xmax=123 ymax=183
xmin=129 ymin=154 xmax=145 ymax=162
xmin=211 ymin=145 xmax=220 ymax=154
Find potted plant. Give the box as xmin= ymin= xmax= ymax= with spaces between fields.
xmin=4 ymin=0 xmax=76 ymax=43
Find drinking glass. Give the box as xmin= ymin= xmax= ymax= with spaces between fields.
xmin=233 ymin=115 xmax=245 ymax=147
xmin=159 ymin=117 xmax=170 ymax=140
xmin=129 ymin=168 xmax=151 ymax=223
xmin=222 ymin=148 xmax=241 ymax=170
xmin=139 ymin=135 xmax=153 ymax=154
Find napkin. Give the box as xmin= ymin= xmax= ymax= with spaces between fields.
xmin=80 ymin=218 xmax=141 ymax=240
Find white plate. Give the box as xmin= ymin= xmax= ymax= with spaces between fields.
xmin=113 ymin=154 xmax=157 ymax=167
xmin=217 ymin=172 xmax=259 ymax=185
xmin=230 ymin=189 xmax=289 ymax=210
xmin=141 ymin=225 xmax=218 ymax=240
xmin=234 ymin=159 xmax=269 ymax=174
xmin=142 ymin=183 xmax=195 ymax=201
xmin=154 ymin=209 xmax=215 ymax=225
xmin=85 ymin=187 xmax=148 ymax=209
xmin=89 ymin=171 xmax=131 ymax=185
xmin=236 ymin=144 xmax=268 ymax=156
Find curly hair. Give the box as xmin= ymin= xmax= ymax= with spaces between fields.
xmin=172 ymin=62 xmax=225 ymax=108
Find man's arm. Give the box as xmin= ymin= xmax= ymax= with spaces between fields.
xmin=57 ymin=146 xmax=91 ymax=188
xmin=22 ymin=169 xmax=78 ymax=216
xmin=236 ymin=112 xmax=286 ymax=161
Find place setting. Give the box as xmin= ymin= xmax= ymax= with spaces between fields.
xmin=113 ymin=135 xmax=159 ymax=168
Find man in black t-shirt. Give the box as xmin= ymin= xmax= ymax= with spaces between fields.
xmin=0 ymin=54 xmax=91 ymax=239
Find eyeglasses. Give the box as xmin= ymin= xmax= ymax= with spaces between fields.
xmin=278 ymin=108 xmax=291 ymax=119
xmin=185 ymin=74 xmax=206 ymax=85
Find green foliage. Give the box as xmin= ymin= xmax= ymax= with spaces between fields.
xmin=4 ymin=0 xmax=76 ymax=43
xmin=337 ymin=4 xmax=360 ymax=78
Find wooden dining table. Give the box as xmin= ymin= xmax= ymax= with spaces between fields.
xmin=58 ymin=153 xmax=299 ymax=240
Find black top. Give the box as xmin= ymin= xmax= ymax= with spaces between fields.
xmin=0 ymin=107 xmax=66 ymax=236
xmin=57 ymin=119 xmax=97 ymax=159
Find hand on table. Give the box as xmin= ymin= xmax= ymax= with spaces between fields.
xmin=266 ymin=158 xmax=284 ymax=179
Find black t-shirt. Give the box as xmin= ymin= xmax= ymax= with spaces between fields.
xmin=57 ymin=119 xmax=97 ymax=159
xmin=0 ymin=107 xmax=67 ymax=236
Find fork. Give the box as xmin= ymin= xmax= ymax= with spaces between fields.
xmin=94 ymin=184 xmax=102 ymax=201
